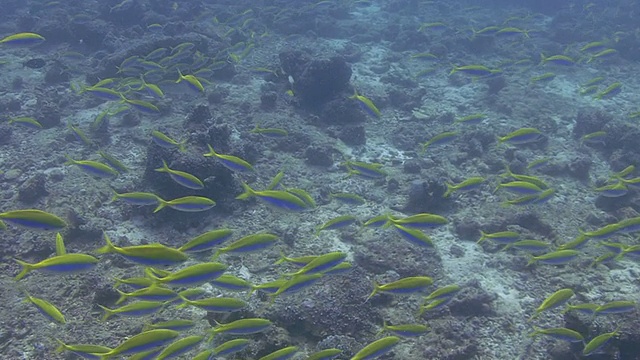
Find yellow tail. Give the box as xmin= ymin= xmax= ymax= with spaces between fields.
xmin=14 ymin=259 xmax=34 ymax=280
xmin=98 ymin=305 xmax=114 ymax=321
xmin=235 ymin=182 xmax=257 ymax=200
xmin=153 ymin=200 xmax=169 ymax=213
xmin=96 ymin=232 xmax=117 ymax=254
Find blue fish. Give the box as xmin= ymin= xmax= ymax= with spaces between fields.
xmin=393 ymin=225 xmax=434 ymax=247
xmin=271 ymin=274 xmax=323 ymax=300
xmin=14 ymin=254 xmax=99 ymax=280
xmin=213 ymin=339 xmax=250 ymax=356
xmin=0 ymin=32 xmax=46 ymax=46
xmin=0 ymin=209 xmax=66 ymax=231
xmin=154 ymin=160 xmax=204 ymax=190
xmin=64 ymin=155 xmax=119 ymax=178
xmin=236 ymin=182 xmax=309 ymax=211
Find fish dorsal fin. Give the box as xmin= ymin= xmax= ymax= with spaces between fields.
xmin=55 ymin=233 xmax=66 ymax=256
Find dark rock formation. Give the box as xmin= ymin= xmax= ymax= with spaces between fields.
xmin=403 ymin=179 xmax=448 ymax=213
xmin=279 ymin=51 xmax=352 ymax=108
xmin=18 ymin=173 xmax=48 ymax=204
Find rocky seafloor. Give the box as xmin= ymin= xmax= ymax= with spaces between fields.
xmin=1 ymin=0 xmax=640 ymax=359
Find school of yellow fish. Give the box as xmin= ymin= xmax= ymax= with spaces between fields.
xmin=1 ymin=0 xmax=640 ymax=359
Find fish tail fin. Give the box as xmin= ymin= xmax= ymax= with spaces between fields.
xmin=499 ymin=164 xmax=512 ymax=178
xmin=419 ymin=142 xmax=429 ymax=156
xmin=112 ymin=278 xmax=124 ymax=289
xmin=443 ymin=183 xmax=455 ymax=198
xmin=205 ymin=330 xmax=217 ymax=343
xmin=109 ymin=187 xmax=121 ymax=203
xmin=54 ymin=338 xmax=68 ymax=353
xmin=203 ymin=144 xmax=217 ymax=157
xmin=177 ymin=140 xmax=187 ymax=153
xmin=98 ymin=305 xmax=114 ymax=321
xmin=21 ymin=292 xmax=31 ymax=305
xmin=528 ymin=326 xmax=541 ymax=338
xmin=344 ymin=169 xmax=359 ymax=179
xmin=175 ymin=301 xmax=190 ymax=310
xmin=269 ymin=293 xmax=279 ymax=305
xmin=376 ymin=320 xmax=388 ymax=336
xmin=175 ymin=68 xmax=184 ymax=83
xmin=364 ymin=282 xmax=379 ymax=303
xmin=96 ymin=232 xmax=116 ymax=254
xmin=114 ymin=290 xmax=128 ymax=305
xmin=211 ymin=250 xmax=222 ymax=260
xmin=499 ymin=200 xmax=512 ymax=208
xmin=144 ymin=267 xmax=161 ymax=281
xmin=381 ymin=217 xmax=395 ymax=229
xmin=70 ymin=81 xmax=85 ymax=94
xmin=382 ymin=214 xmax=393 ymax=228
xmin=235 ymin=182 xmax=256 ymax=200
xmin=612 ymin=324 xmax=622 ymax=335
xmin=477 ymin=231 xmax=488 ymax=244
xmin=63 ymin=154 xmax=75 ymax=165
xmin=14 ymin=259 xmax=34 ymax=280
xmin=153 ymin=199 xmax=169 ymax=213
xmin=247 ymin=286 xmax=257 ymax=298
xmin=526 ymin=257 xmax=536 ymax=267
xmin=154 ymin=159 xmax=170 ymax=173
xmin=273 ymin=251 xmax=288 ymax=265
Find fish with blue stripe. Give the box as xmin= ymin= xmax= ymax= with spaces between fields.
xmin=96 ymin=232 xmax=188 ymax=266
xmin=98 ymin=300 xmax=166 ymax=321
xmin=145 ymin=262 xmax=227 ymax=286
xmin=203 ymin=144 xmax=254 ymax=172
xmin=178 ymin=228 xmax=233 ymax=253
xmin=154 ymin=160 xmax=204 ymax=190
xmin=64 ymin=155 xmax=118 ymax=178
xmin=91 ymin=329 xmax=179 ymax=358
xmin=212 ymin=232 xmax=278 ymax=259
xmin=0 ymin=209 xmax=66 ymax=231
xmin=366 ymin=276 xmax=433 ymax=301
xmin=236 ymin=182 xmax=310 ymax=211
xmin=14 ymin=253 xmax=99 ymax=280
